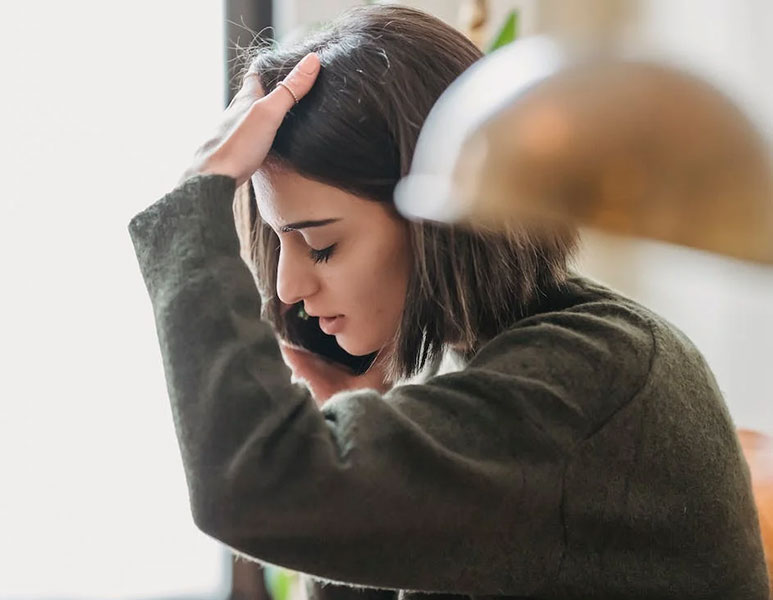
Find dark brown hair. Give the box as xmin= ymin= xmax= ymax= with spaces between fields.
xmin=239 ymin=5 xmax=579 ymax=379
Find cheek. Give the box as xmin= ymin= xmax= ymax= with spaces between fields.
xmin=350 ymin=232 xmax=409 ymax=311
xmin=326 ymin=229 xmax=411 ymax=352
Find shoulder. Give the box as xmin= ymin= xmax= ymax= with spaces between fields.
xmin=447 ymin=276 xmax=659 ymax=442
xmin=471 ymin=275 xmax=656 ymax=382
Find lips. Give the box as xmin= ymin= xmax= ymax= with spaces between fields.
xmin=318 ymin=315 xmax=344 ymax=335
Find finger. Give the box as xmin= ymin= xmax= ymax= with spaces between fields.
xmin=239 ymin=70 xmax=265 ymax=98
xmin=260 ymin=52 xmax=321 ymax=116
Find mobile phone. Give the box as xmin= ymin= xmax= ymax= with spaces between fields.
xmin=282 ymin=302 xmax=377 ymax=375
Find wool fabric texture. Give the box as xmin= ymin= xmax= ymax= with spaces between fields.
xmin=128 ymin=174 xmax=768 ymax=599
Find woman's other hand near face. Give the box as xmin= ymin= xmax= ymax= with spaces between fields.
xmin=279 ymin=341 xmax=392 ymax=407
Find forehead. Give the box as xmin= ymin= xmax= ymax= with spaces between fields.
xmin=252 ymin=167 xmax=369 ymax=227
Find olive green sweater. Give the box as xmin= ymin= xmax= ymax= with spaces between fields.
xmin=128 ymin=174 xmax=768 ymax=599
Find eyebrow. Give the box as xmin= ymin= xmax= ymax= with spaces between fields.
xmin=279 ymin=218 xmax=341 ymax=233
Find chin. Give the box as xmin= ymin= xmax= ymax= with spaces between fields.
xmin=337 ymin=334 xmax=380 ymax=357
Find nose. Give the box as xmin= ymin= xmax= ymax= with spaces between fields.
xmin=276 ymin=243 xmax=320 ymax=305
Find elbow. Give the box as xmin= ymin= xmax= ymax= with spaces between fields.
xmin=189 ymin=491 xmax=279 ymax=564
xmin=188 ymin=483 xmax=271 ymax=550
xmin=190 ymin=490 xmax=231 ymax=541
xmin=184 ymin=465 xmax=246 ymax=540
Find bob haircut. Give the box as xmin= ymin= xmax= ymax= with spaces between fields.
xmin=239 ymin=5 xmax=579 ymax=380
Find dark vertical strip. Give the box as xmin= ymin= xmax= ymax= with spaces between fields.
xmin=225 ymin=0 xmax=273 ymax=105
xmin=222 ymin=3 xmax=275 ymax=595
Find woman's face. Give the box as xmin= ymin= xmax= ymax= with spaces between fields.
xmin=252 ymin=166 xmax=412 ymax=356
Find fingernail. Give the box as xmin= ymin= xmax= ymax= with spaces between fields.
xmin=297 ymin=52 xmax=319 ymax=75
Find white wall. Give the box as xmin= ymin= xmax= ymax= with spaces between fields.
xmin=0 ymin=2 xmax=229 ymax=598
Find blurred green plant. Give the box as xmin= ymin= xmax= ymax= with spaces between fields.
xmin=264 ymin=564 xmax=298 ymax=600
xmin=487 ymin=9 xmax=519 ymax=53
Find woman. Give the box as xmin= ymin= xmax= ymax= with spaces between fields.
xmin=128 ymin=5 xmax=768 ymax=598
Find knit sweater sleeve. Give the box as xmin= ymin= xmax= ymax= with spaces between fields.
xmin=127 ymin=175 xmax=654 ymax=596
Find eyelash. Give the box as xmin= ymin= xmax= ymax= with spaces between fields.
xmin=309 ymin=243 xmax=336 ymax=264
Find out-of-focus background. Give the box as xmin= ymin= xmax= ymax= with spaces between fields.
xmin=0 ymin=1 xmax=770 ymax=599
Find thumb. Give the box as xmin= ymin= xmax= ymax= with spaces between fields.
xmin=261 ymin=52 xmax=321 ymax=117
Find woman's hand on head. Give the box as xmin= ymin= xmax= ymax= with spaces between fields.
xmin=180 ymin=52 xmax=321 ymax=188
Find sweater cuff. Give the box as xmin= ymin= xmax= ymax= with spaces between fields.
xmin=127 ymin=174 xmax=238 ymax=297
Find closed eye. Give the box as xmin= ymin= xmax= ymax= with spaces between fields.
xmin=309 ymin=243 xmax=336 ymax=264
